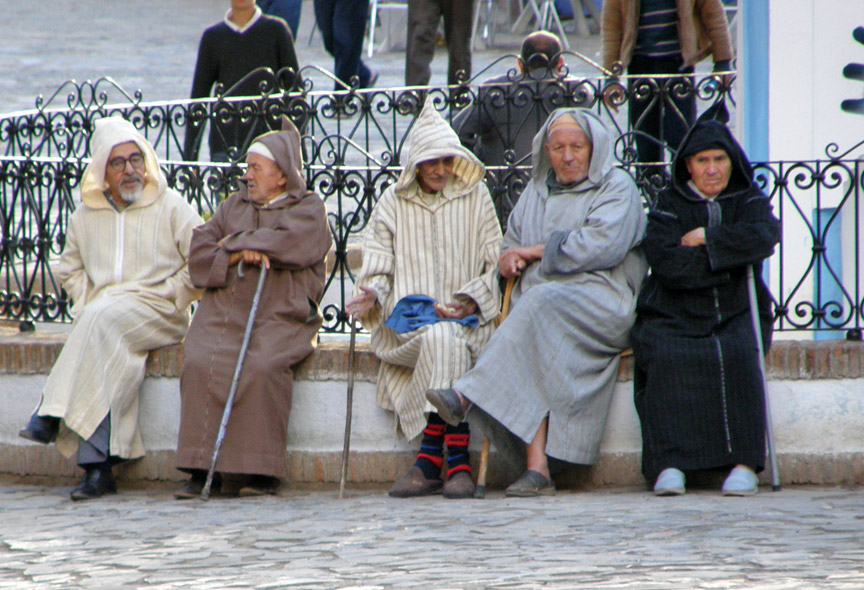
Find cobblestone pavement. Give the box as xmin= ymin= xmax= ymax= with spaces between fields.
xmin=1 ymin=0 xmax=608 ymax=113
xmin=1 ymin=478 xmax=863 ymax=589
xmin=2 ymin=4 xmax=845 ymax=590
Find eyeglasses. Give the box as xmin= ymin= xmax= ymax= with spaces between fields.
xmin=107 ymin=153 xmax=145 ymax=171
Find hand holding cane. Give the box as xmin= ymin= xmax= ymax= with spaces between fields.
xmin=201 ymin=261 xmax=268 ymax=500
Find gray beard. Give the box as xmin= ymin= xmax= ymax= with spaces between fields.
xmin=119 ymin=185 xmax=143 ymax=203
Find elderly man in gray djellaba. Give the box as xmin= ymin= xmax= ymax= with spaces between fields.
xmin=427 ymin=107 xmax=648 ymax=497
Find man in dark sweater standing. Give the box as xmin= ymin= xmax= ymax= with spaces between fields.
xmin=184 ymin=0 xmax=302 ymax=162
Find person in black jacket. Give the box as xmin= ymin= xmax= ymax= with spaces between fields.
xmin=630 ymin=102 xmax=780 ymax=497
xmin=184 ymin=0 xmax=302 ymax=162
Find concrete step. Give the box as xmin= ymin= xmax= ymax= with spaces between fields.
xmin=2 ymin=325 xmax=864 ymax=488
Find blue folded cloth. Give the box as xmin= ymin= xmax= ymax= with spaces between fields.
xmin=383 ymin=294 xmax=479 ymax=334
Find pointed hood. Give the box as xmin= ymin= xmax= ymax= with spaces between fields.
xmin=395 ymin=96 xmax=485 ymax=197
xmin=530 ymin=108 xmax=616 ymax=194
xmin=243 ymin=116 xmax=307 ymax=202
xmin=671 ymin=101 xmax=754 ymax=199
xmin=80 ymin=116 xmax=167 ymax=209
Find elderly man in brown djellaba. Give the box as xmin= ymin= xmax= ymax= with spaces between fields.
xmin=174 ymin=118 xmax=332 ymax=498
xmin=18 ymin=117 xmax=204 ymax=501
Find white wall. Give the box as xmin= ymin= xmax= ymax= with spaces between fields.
xmin=769 ymin=0 xmax=864 ymax=162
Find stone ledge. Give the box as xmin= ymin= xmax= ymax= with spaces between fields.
xmin=0 ymin=326 xmax=862 ymax=382
xmin=3 ymin=446 xmax=861 ymax=488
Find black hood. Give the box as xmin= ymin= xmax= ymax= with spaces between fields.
xmin=671 ymin=101 xmax=754 ymax=199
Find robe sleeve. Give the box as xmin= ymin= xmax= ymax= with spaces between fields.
xmin=218 ymin=195 xmax=333 ymax=270
xmin=57 ymin=213 xmax=91 ymax=319
xmin=163 ymin=199 xmax=205 ymax=311
xmin=643 ymin=189 xmax=779 ymax=291
xmin=641 ymin=195 xmax=728 ymax=290
xmin=541 ymin=174 xmax=645 ymax=275
xmin=704 ymin=193 xmax=779 ymax=272
xmin=453 ymin=187 xmax=504 ymax=325
xmin=187 ymin=198 xmax=234 ymax=289
xmin=353 ymin=191 xmax=397 ymax=331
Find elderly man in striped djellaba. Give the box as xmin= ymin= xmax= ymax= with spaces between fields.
xmin=347 ymin=97 xmax=503 ymax=499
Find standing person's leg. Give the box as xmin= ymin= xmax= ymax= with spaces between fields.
xmin=258 ymin=0 xmax=303 ymax=38
xmin=332 ymin=0 xmax=375 ymax=88
xmin=313 ymin=0 xmax=336 ymax=62
xmin=441 ymin=0 xmax=473 ymax=85
xmin=406 ymin=0 xmax=442 ymax=86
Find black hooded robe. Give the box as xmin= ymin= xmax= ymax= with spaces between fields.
xmin=630 ymin=108 xmax=780 ymax=483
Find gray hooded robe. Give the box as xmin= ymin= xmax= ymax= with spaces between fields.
xmin=455 ymin=108 xmax=647 ymax=465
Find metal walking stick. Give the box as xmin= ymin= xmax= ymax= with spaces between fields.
xmin=339 ymin=318 xmax=358 ymax=499
xmin=746 ymin=264 xmax=781 ymax=492
xmin=201 ymin=262 xmax=268 ymax=501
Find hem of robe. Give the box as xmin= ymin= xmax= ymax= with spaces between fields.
xmin=455 ymin=301 xmax=627 ymax=465
xmin=176 ymin=449 xmax=288 ymax=479
xmin=461 ymin=376 xmax=617 ymax=466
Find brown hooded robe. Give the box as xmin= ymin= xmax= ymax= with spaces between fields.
xmin=176 ymin=120 xmax=332 ymax=478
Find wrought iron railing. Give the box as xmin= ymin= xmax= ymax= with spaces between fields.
xmin=0 ymin=57 xmax=861 ymax=338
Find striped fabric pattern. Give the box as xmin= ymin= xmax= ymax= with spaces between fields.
xmin=634 ymin=0 xmax=681 ymax=58
xmin=355 ymin=98 xmax=503 ymax=440
xmin=42 ymin=190 xmax=203 ymax=460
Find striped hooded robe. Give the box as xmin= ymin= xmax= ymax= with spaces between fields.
xmin=38 ymin=116 xmax=204 ymax=460
xmin=630 ymin=105 xmax=780 ymax=482
xmin=455 ymin=108 xmax=648 ymax=465
xmin=176 ymin=119 xmax=332 ymax=479
xmin=354 ymin=97 xmax=503 ymax=441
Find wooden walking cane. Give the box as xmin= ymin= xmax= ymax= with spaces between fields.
xmin=474 ymin=276 xmax=516 ymax=499
xmin=201 ymin=262 xmax=268 ymax=501
xmin=339 ymin=318 xmax=358 ymax=499
xmin=746 ymin=264 xmax=781 ymax=491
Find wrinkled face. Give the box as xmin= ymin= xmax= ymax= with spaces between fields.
xmin=104 ymin=141 xmax=146 ymax=203
xmin=685 ymin=149 xmax=732 ymax=198
xmin=243 ymin=153 xmax=288 ymax=204
xmin=545 ymin=127 xmax=592 ymax=186
xmin=416 ymin=156 xmax=454 ymax=194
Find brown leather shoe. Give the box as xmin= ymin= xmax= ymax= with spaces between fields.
xmin=504 ymin=469 xmax=555 ymax=498
xmin=238 ymin=475 xmax=280 ymax=497
xmin=174 ymin=473 xmax=221 ymax=500
xmin=443 ymin=470 xmax=475 ymax=499
xmin=425 ymin=388 xmax=466 ymax=427
xmin=388 ymin=465 xmax=443 ymax=498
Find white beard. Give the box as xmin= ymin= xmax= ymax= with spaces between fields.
xmin=119 ymin=185 xmax=143 ymax=203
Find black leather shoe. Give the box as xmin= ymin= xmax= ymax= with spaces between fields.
xmin=18 ymin=414 xmax=60 ymax=444
xmin=70 ymin=467 xmax=117 ymax=501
